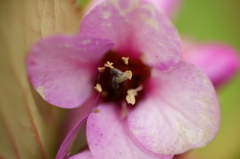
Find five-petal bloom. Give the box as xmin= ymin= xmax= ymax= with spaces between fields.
xmin=26 ymin=0 xmax=220 ymax=158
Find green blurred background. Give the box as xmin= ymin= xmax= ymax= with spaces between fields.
xmin=175 ymin=0 xmax=240 ymax=158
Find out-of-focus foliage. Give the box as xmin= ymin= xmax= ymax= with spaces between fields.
xmin=0 ymin=0 xmax=84 ymax=158
xmin=77 ymin=0 xmax=91 ymax=8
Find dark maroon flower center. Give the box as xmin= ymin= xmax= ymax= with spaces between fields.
xmin=93 ymin=51 xmax=151 ymax=106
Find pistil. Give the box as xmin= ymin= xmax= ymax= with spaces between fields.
xmin=110 ymin=68 xmax=132 ymax=89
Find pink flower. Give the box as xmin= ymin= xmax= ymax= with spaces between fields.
xmin=26 ymin=0 xmax=220 ymax=158
xmin=182 ymin=40 xmax=239 ymax=87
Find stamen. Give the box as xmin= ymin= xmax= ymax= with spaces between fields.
xmin=126 ymin=86 xmax=143 ymax=105
xmin=122 ymin=57 xmax=129 ymax=65
xmin=104 ymin=61 xmax=114 ymax=69
xmin=94 ymin=83 xmax=102 ymax=92
xmin=98 ymin=66 xmax=105 ymax=72
xmin=121 ymin=101 xmax=128 ymax=119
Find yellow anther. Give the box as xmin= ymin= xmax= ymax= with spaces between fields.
xmin=104 ymin=61 xmax=114 ymax=69
xmin=94 ymin=83 xmax=102 ymax=92
xmin=122 ymin=57 xmax=129 ymax=65
xmin=126 ymin=86 xmax=143 ymax=105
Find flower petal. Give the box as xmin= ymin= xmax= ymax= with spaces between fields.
xmin=27 ymin=35 xmax=114 ymax=108
xmin=84 ymin=0 xmax=105 ymax=15
xmin=60 ymin=95 xmax=98 ymax=141
xmin=80 ymin=0 xmax=181 ymax=71
xmin=86 ymin=104 xmax=173 ymax=159
xmin=128 ymin=61 xmax=220 ymax=154
xmin=68 ymin=150 xmax=93 ymax=159
xmin=56 ymin=116 xmax=88 ymax=159
xmin=182 ymin=43 xmax=239 ymax=87
xmin=146 ymin=0 xmax=181 ymax=16
xmin=85 ymin=0 xmax=180 ymax=17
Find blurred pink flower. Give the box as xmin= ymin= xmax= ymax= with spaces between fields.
xmin=182 ymin=40 xmax=239 ymax=87
xmin=27 ymin=0 xmax=220 ymax=158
